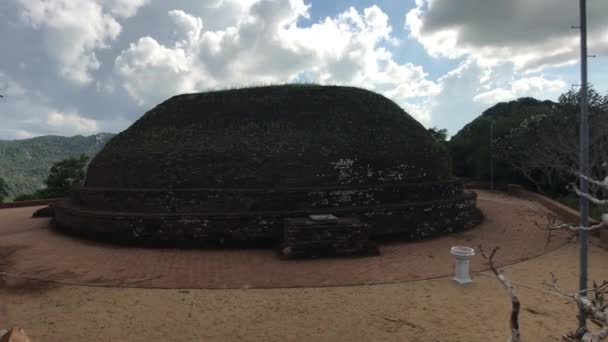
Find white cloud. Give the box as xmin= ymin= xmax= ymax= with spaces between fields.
xmin=426 ymin=60 xmax=484 ymax=134
xmin=0 ymin=72 xmax=26 ymax=97
xmin=0 ymin=70 xmax=104 ymax=138
xmin=423 ymin=60 xmax=567 ymax=135
xmin=47 ymin=110 xmax=99 ymax=134
xmin=402 ymin=101 xmax=432 ymax=126
xmin=3 ymin=0 xmax=587 ymax=140
xmin=105 ymin=0 xmax=149 ymax=18
xmin=381 ymin=61 xmax=440 ymax=100
xmin=13 ymin=130 xmax=35 ymax=139
xmin=474 ymin=76 xmax=567 ymax=105
xmin=113 ymin=1 xmax=439 ymax=107
xmin=114 ymin=36 xmax=202 ymax=106
xmin=0 ymin=99 xmax=102 ymax=139
xmin=169 ymin=9 xmax=203 ymax=43
xmin=406 ymin=0 xmax=608 ymax=72
xmin=16 ymin=0 xmax=148 ymax=84
xmin=472 ymin=88 xmax=514 ymax=105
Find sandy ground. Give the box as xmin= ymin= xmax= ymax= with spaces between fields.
xmin=0 ymin=191 xmax=571 ymax=289
xmin=1 ymin=239 xmax=606 ymax=341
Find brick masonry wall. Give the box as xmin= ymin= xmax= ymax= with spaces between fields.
xmin=53 ymin=190 xmax=481 ymax=243
xmin=69 ymin=179 xmax=464 ymax=213
xmin=55 ymin=86 xmax=484 ymax=245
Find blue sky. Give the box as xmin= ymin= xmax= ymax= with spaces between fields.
xmin=0 ymin=0 xmax=607 ymax=139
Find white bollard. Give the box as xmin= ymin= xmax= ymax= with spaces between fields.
xmin=451 ymin=246 xmax=475 ymax=284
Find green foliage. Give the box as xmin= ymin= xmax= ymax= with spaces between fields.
xmin=12 ymin=155 xmax=90 ymax=201
xmin=0 ymin=177 xmax=8 ymax=203
xmin=494 ymin=87 xmax=608 ymax=195
xmin=44 ymin=154 xmax=90 ymax=197
xmin=451 ymin=88 xmax=608 ymax=199
xmin=0 ymin=133 xmax=114 ymax=200
xmin=558 ymin=86 xmax=608 ymax=115
xmin=13 ymin=193 xmax=38 ymax=202
xmin=449 ymin=97 xmax=554 ymax=182
xmin=555 ymin=194 xmax=604 ymax=221
xmin=13 ymin=188 xmax=60 ymax=201
xmin=428 ymin=127 xmax=448 ymax=143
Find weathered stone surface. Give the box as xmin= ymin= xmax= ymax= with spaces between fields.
xmin=86 ymin=85 xmax=450 ymax=189
xmin=69 ymin=179 xmax=464 ymax=213
xmin=280 ymin=216 xmax=377 ymax=258
xmin=32 ymin=205 xmax=54 ymax=218
xmin=54 ymin=188 xmax=480 ymax=242
xmin=53 ymin=85 xmax=482 ymax=245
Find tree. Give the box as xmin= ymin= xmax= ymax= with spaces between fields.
xmin=10 ymin=154 xmax=90 ymax=201
xmin=13 ymin=193 xmax=37 ymax=202
xmin=449 ymin=97 xmax=555 ymax=183
xmin=0 ymin=177 xmax=8 ymax=203
xmin=480 ymin=246 xmax=521 ymax=342
xmin=428 ymin=127 xmax=449 ymax=143
xmin=544 ymin=172 xmax=607 ymax=341
xmin=486 ymin=171 xmax=607 ymax=341
xmin=42 ymin=154 xmax=89 ymax=198
xmin=494 ymin=88 xmax=608 ymax=195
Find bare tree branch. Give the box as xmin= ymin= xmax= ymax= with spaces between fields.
xmin=538 ymin=170 xmax=608 ymax=341
xmin=573 ymin=184 xmax=608 ymax=206
xmin=576 ymin=172 xmax=608 ymax=190
xmin=480 ymin=245 xmax=521 ymax=342
xmin=546 ymin=220 xmax=607 ymax=233
xmin=544 ymin=274 xmax=608 ymax=341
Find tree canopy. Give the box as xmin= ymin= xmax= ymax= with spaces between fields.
xmin=0 ymin=177 xmax=8 ymax=203
xmin=43 ymin=154 xmax=90 ymax=198
xmin=449 ymin=97 xmax=555 ymax=182
xmin=494 ymin=87 xmax=608 ymax=195
xmin=428 ymin=127 xmax=448 ymax=143
xmin=13 ymin=154 xmax=90 ymax=200
xmin=448 ymin=87 xmax=608 ymax=200
xmin=0 ymin=133 xmax=114 ymax=200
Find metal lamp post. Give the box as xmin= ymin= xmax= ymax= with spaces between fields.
xmin=490 ymin=121 xmax=495 ymax=191
xmin=577 ymin=0 xmax=590 ymax=330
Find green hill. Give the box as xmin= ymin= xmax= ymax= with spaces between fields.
xmin=449 ymin=97 xmax=555 ymax=181
xmin=0 ymin=133 xmax=115 ymax=199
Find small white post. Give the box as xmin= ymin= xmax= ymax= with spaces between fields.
xmin=451 ymin=246 xmax=475 ymax=284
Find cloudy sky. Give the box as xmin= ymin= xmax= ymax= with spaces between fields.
xmin=1 ymin=0 xmax=607 ymax=140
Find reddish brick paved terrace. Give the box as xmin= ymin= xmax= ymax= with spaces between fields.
xmin=0 ymin=190 xmax=570 ymax=289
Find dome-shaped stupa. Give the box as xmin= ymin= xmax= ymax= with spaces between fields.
xmin=54 ymin=85 xmax=480 ymax=243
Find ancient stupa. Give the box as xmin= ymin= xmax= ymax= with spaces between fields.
xmin=53 ymin=85 xmax=481 ymax=244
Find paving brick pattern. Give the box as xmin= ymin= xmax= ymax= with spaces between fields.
xmin=0 ymin=190 xmax=570 ymax=289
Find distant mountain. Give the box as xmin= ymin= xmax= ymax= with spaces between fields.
xmin=0 ymin=133 xmax=115 ymax=199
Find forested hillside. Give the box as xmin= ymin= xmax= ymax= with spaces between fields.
xmin=0 ymin=133 xmax=115 ymax=199
xmin=449 ymin=88 xmax=608 ymax=219
xmin=449 ymin=97 xmax=555 ymax=183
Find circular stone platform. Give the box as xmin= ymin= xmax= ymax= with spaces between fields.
xmin=53 ymin=85 xmax=480 ymax=243
xmin=0 ymin=190 xmax=570 ymax=289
